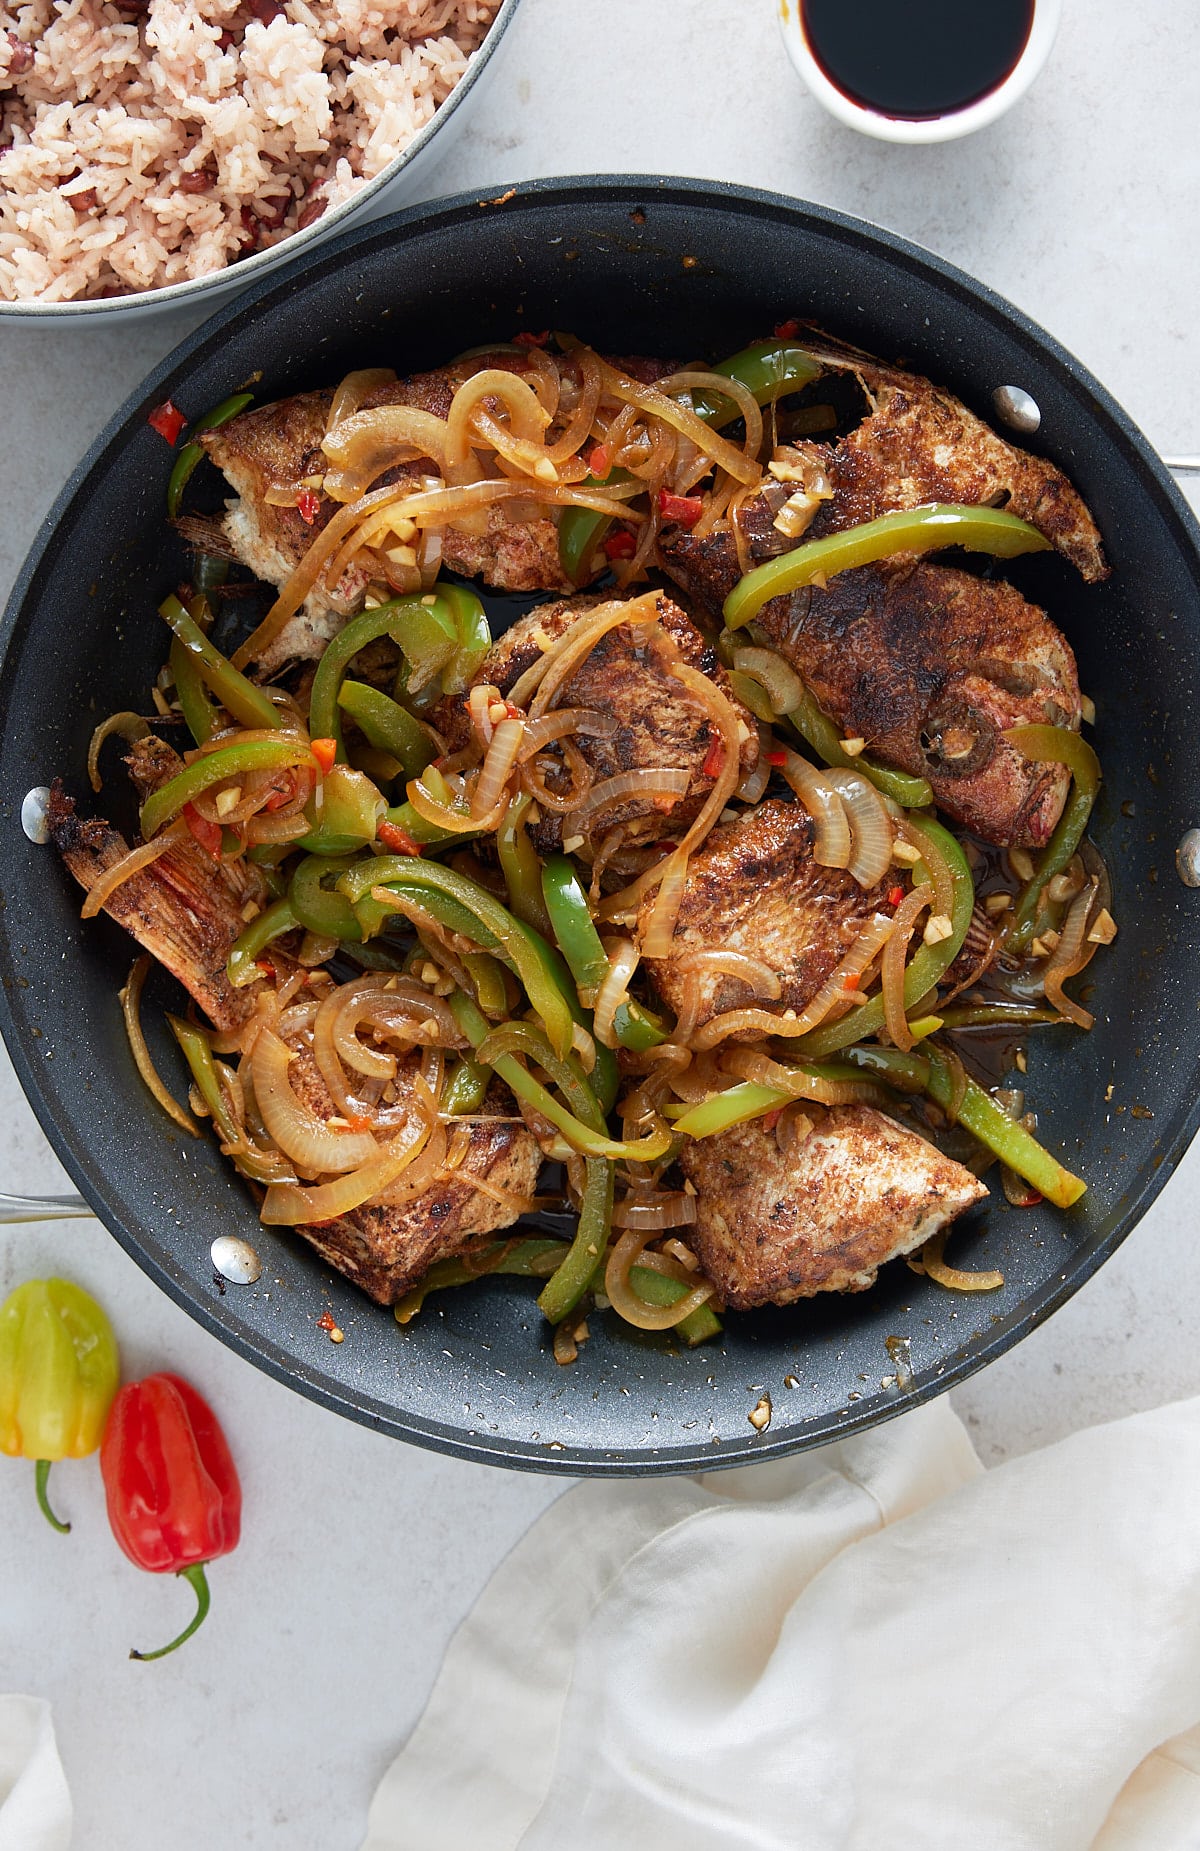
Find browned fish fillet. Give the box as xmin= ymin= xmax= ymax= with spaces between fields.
xmin=285 ymin=1055 xmax=542 ymax=1305
xmin=679 ymin=1106 xmax=988 ymax=1307
xmin=47 ymin=750 xmax=278 ymax=1031
xmin=431 ymin=591 xmax=759 ymax=856
xmin=200 ymin=351 xmax=672 ymax=672
xmin=661 ymin=538 xmax=1080 ymax=847
xmin=796 ymin=336 xmax=1107 ymax=580
xmin=638 ymin=798 xmax=888 ymax=1035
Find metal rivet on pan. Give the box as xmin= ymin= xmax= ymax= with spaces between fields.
xmin=1176 ymin=829 xmax=1200 ymax=887
xmin=211 ymin=1235 xmax=262 ymax=1285
xmin=21 ymin=786 xmax=52 ymax=844
xmin=991 ymin=385 xmax=1042 ymax=434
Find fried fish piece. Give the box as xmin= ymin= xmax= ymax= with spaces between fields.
xmin=795 ymin=335 xmax=1108 ymax=580
xmin=47 ymin=740 xmax=277 ymax=1031
xmin=661 ymin=538 xmax=1081 ymax=847
xmin=638 ymin=798 xmax=889 ymax=1036
xmin=285 ymin=1057 xmax=543 ymax=1306
xmin=431 ymin=590 xmax=760 ymax=856
xmin=679 ymin=1105 xmax=988 ymax=1307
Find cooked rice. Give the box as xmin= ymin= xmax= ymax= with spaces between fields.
xmin=0 ymin=0 xmax=499 ymax=302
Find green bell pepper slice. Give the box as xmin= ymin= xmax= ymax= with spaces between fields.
xmin=140 ymin=737 xmax=313 ymax=841
xmin=336 ymin=679 xmax=434 ymax=782
xmin=724 ymin=504 xmax=1052 ymax=629
xmin=340 ymin=856 xmax=576 ymax=1058
xmin=1001 ymin=725 xmax=1101 ymax=957
xmin=537 ymin=1155 xmax=613 ymax=1326
xmin=0 ymin=1278 xmax=120 ymax=1533
xmin=784 ymin=684 xmax=935 ymax=809
xmin=691 ymin=339 xmax=823 ymax=424
xmin=540 ymin=854 xmax=667 ymax=1051
xmin=295 ymin=763 xmax=385 ymax=855
xmin=442 ymin=1053 xmax=491 ymax=1116
xmin=498 ymin=793 xmax=555 ymax=937
xmin=289 ymin=854 xmax=364 ymax=942
xmin=308 ymin=595 xmax=456 ymax=759
xmin=792 ymin=816 xmax=975 ymax=1059
xmin=159 ymin=593 xmax=282 ymax=732
xmin=227 ymin=896 xmax=299 ymax=987
xmin=170 ymin=634 xmax=219 ymax=746
xmin=438 ymin=583 xmax=493 ymax=695
xmin=166 ymin=391 xmax=255 ymax=520
xmin=558 ymin=466 xmax=635 ymax=586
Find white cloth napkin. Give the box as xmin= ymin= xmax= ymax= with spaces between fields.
xmin=0 ymin=1697 xmax=71 ymax=1851
xmin=363 ymin=1396 xmax=1200 ymax=1851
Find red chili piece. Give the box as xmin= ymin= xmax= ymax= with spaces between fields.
xmin=513 ymin=330 xmax=550 ymax=348
xmin=148 ymin=399 xmax=187 ymax=445
xmin=182 ymin=802 xmax=223 ymax=860
xmin=602 ymin=528 xmax=636 ymax=561
xmin=701 ymin=736 xmax=724 ymax=778
xmin=310 ymin=736 xmax=337 ymax=777
xmin=377 ymin=819 xmax=423 ymax=857
xmin=296 ymin=487 xmax=321 ymax=525
xmin=887 ymin=885 xmax=904 ymax=908
xmin=657 ymin=491 xmax=704 ymax=529
xmin=766 ymin=749 xmax=788 ymax=767
xmin=773 ymin=318 xmax=800 ymax=338
xmin=587 ymin=442 xmax=610 ymax=478
xmin=761 ymin=1108 xmax=783 ymax=1132
xmin=316 ymin=1311 xmax=337 ymax=1332
xmin=100 ymin=1373 xmax=241 ymax=1662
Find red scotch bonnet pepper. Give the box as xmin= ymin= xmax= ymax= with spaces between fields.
xmin=100 ymin=1372 xmax=242 ymax=1661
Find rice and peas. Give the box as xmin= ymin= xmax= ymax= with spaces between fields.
xmin=0 ymin=0 xmax=499 ymax=302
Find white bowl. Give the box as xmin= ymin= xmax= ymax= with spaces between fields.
xmin=0 ymin=0 xmax=522 ymax=325
xmin=778 ymin=0 xmax=1061 ymax=145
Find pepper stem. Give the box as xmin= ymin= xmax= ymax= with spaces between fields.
xmin=130 ymin=1562 xmax=211 ymax=1662
xmin=35 ymin=1459 xmax=70 ymax=1534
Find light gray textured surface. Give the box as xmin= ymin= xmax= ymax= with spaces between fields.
xmin=2 ymin=2 xmax=1199 ymax=1844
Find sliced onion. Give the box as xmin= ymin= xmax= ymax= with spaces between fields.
xmin=693 ymin=911 xmax=896 ymax=1049
xmin=593 ymin=938 xmax=640 ymax=1047
xmin=881 ymin=884 xmax=934 ymax=1051
xmin=654 ymin=367 xmax=765 ymax=462
xmin=518 ymin=708 xmax=617 ymax=758
xmin=938 ymin=1043 xmax=970 ymax=1126
xmin=119 ymin=955 xmax=198 ymax=1136
xmin=251 ymin=1028 xmax=382 ymax=1175
xmin=321 ymin=404 xmax=449 ymax=501
xmin=88 ymin=710 xmax=150 ymax=793
xmin=915 ymin=1229 xmax=1004 ymax=1293
xmin=80 ymin=823 xmax=185 ymax=919
xmin=573 ymin=345 xmax=762 ymax=484
xmin=567 ymin=767 xmax=691 ymax=833
xmin=326 ymin=367 xmax=398 ymax=433
xmin=513 ymin=591 xmax=663 ymax=717
xmin=823 ymin=770 xmax=894 ymax=888
xmin=721 ymin=1047 xmax=881 ymax=1106
xmin=674 ymin=949 xmax=782 ymax=1000
xmin=1042 ymin=879 xmax=1099 ymax=1029
xmin=260 ymin=1118 xmax=435 ymax=1225
xmin=472 ymin=716 xmax=525 ymax=819
xmin=604 ymin=1225 xmax=717 ymax=1330
xmin=610 ymin=1193 xmax=698 ymax=1231
xmin=899 ymin=816 xmax=954 ymax=917
xmin=730 ymin=647 xmax=806 ymax=716
xmin=444 ymin=368 xmax=551 ymax=468
xmin=406 ymin=776 xmax=508 ymax=835
xmin=780 ymin=751 xmax=852 ymax=868
xmin=545 ymin=351 xmax=603 ymax=463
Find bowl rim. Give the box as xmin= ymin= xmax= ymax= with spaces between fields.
xmin=0 ymin=0 xmax=523 ymax=320
xmin=5 ymin=174 xmax=1200 ymax=1473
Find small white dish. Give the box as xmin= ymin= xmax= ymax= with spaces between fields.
xmin=778 ymin=0 xmax=1061 ymax=144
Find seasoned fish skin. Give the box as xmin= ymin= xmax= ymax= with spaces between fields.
xmin=661 ymin=535 xmax=1080 ymax=848
xmin=46 ymin=743 xmax=276 ymax=1031
xmin=432 ymin=591 xmax=759 ymax=855
xmin=679 ymin=1106 xmax=988 ymax=1307
xmin=797 ymin=337 xmax=1108 ymax=581
xmin=639 ymin=798 xmax=889 ymax=1033
xmin=286 ymin=1061 xmax=542 ymax=1306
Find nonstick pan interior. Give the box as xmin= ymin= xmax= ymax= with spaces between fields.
xmin=3 ymin=178 xmax=1199 ymax=1473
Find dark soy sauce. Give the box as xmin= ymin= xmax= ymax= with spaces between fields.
xmin=801 ymin=0 xmax=1036 ymax=121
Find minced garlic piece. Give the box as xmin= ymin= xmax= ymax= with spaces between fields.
xmin=1088 ymin=907 xmax=1118 ymax=945
xmin=748 ymin=1395 xmax=772 ymax=1433
xmin=923 ymin=913 xmax=953 ymax=945
xmin=839 ymin=736 xmax=866 ymax=757
xmin=892 ymin=840 xmax=923 ymax=865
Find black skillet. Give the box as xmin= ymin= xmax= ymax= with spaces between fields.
xmin=3 ymin=178 xmax=1199 ymax=1475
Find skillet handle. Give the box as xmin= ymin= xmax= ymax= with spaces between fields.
xmin=1165 ymin=458 xmax=1200 ymax=475
xmin=0 ymin=1192 xmax=94 ymax=1223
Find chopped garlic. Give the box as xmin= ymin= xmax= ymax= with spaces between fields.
xmin=839 ymin=736 xmax=866 ymax=757
xmin=488 ymin=701 xmax=509 ymax=724
xmin=151 ymin=686 xmax=172 ymax=717
xmin=772 ymin=491 xmax=821 ymax=539
xmin=892 ymin=840 xmax=923 ymax=865
xmin=1080 ymin=694 xmax=1096 ymax=725
xmin=215 ymin=785 xmax=242 ymax=817
xmin=562 ymin=835 xmax=585 ymax=854
xmin=1088 ymin=907 xmax=1118 ymax=945
xmin=386 ymin=517 xmax=417 ymax=543
xmin=748 ymin=1395 xmax=772 ymax=1433
xmin=240 ymin=900 xmax=261 ymax=923
xmin=385 ymin=544 xmax=417 ymax=568
xmin=1009 ymin=847 xmax=1035 ymax=881
xmin=984 ymin=891 xmax=1013 ymax=917
xmin=923 ymin=913 xmax=953 ymax=945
